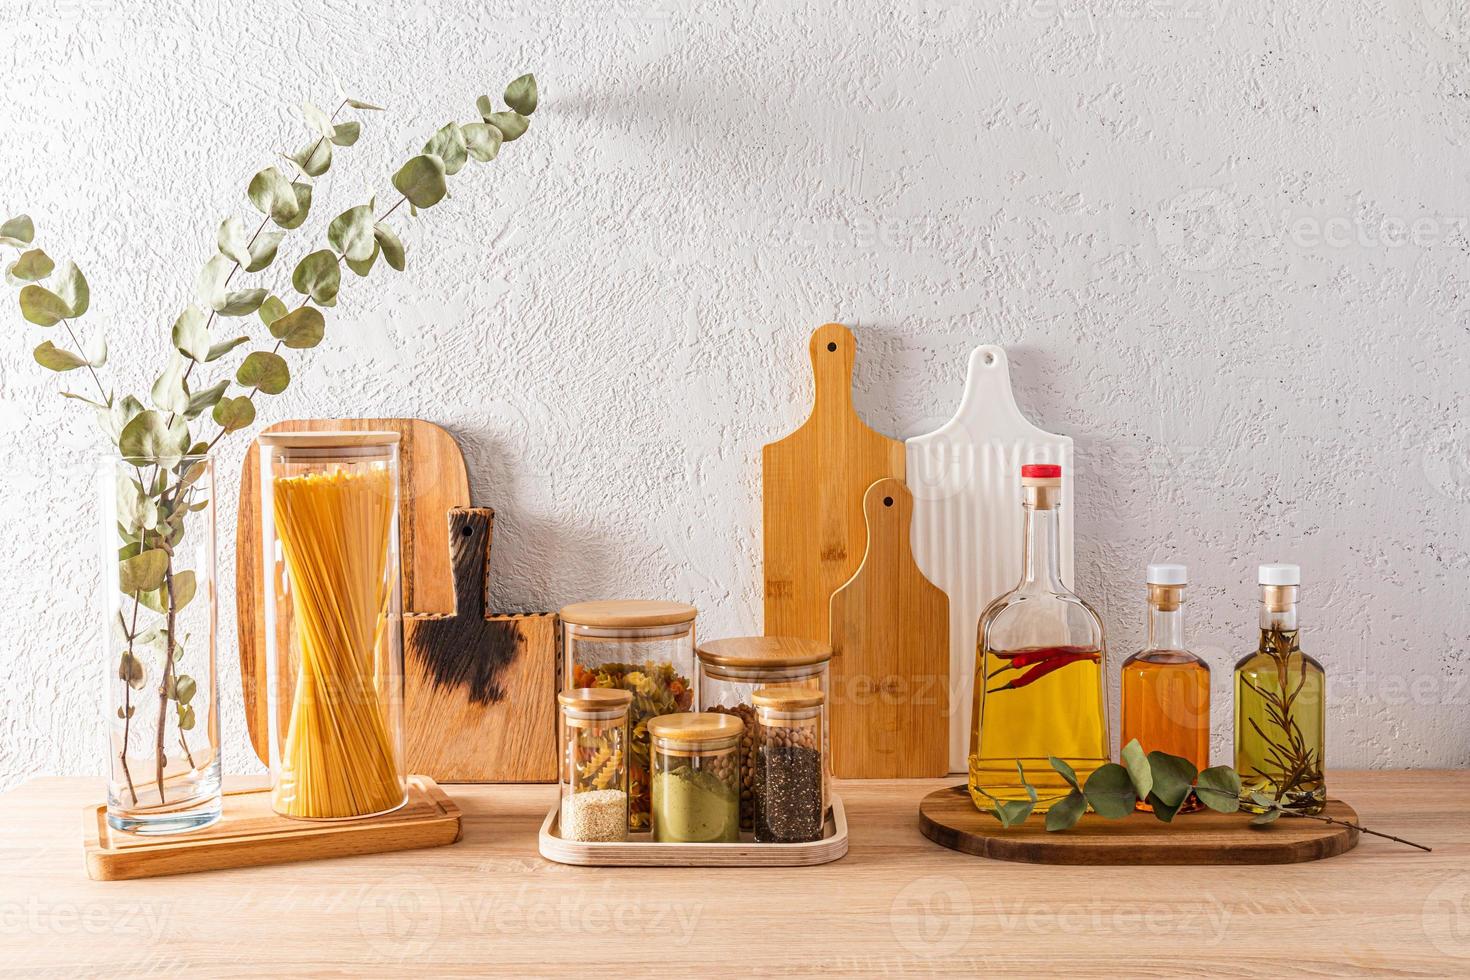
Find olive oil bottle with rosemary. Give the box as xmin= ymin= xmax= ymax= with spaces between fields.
xmin=1234 ymin=563 xmax=1326 ymax=813
xmin=969 ymin=464 xmax=1109 ymax=811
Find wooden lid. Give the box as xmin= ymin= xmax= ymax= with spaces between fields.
xmin=697 ymin=635 xmax=831 ymax=669
xmin=557 ymin=688 xmax=633 ymax=712
xmin=258 ymin=431 xmax=401 ymax=448
xmin=646 ymin=712 xmax=743 ymax=742
xmin=752 ymin=686 xmax=825 ymax=710
xmin=559 ymin=600 xmax=697 ymax=628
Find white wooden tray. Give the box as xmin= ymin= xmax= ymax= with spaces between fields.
xmin=906 ymin=346 xmax=1074 ymax=773
xmin=538 ymin=795 xmax=849 ymax=867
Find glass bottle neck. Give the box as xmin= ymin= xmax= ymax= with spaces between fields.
xmin=1020 ymin=501 xmax=1064 ymax=591
xmin=1259 ymin=585 xmax=1299 ymax=631
xmin=1147 ymin=605 xmax=1185 ymax=650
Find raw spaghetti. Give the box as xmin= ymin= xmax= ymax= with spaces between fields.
xmin=271 ymin=467 xmax=403 ymax=819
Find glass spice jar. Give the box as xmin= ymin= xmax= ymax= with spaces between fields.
xmin=557 ymin=688 xmax=633 ymax=842
xmin=560 ymin=600 xmax=697 ymax=832
xmin=697 ymin=636 xmax=831 ymax=829
xmin=648 ymin=713 xmax=742 ymax=843
xmin=752 ymin=686 xmax=826 ymax=844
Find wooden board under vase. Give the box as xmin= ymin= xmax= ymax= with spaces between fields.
xmin=763 ymin=323 xmax=905 ymax=647
xmin=84 ymin=776 xmax=461 ymax=881
xmin=539 ymin=795 xmax=849 ymax=867
xmin=918 ymin=784 xmax=1359 ymax=865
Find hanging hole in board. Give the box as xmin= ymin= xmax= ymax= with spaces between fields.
xmin=461 ymin=525 xmax=474 ymax=537
xmin=883 ymin=496 xmax=894 ymax=507
xmin=827 ymin=342 xmax=837 ymax=352
xmin=984 ymin=351 xmax=996 ymax=366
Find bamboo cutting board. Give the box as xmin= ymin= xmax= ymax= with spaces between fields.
xmin=905 ymin=346 xmax=1073 ymax=773
xmin=828 ymin=478 xmax=949 ymax=779
xmin=763 ymin=323 xmax=905 ymax=646
xmin=918 ymin=785 xmax=1360 ymax=865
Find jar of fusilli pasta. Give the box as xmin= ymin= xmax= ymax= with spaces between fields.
xmin=560 ymin=600 xmax=697 ymax=832
xmin=259 ymin=432 xmax=407 ymax=820
xmin=557 ymin=687 xmax=632 ymax=842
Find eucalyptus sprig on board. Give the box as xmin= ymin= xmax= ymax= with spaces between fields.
xmin=972 ymin=739 xmax=1429 ymax=851
xmin=2 ymin=72 xmax=539 ymax=810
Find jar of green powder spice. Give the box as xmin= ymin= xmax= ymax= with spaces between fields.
xmin=648 ymin=712 xmax=742 ymax=843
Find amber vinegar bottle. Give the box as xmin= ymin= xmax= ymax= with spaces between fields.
xmin=969 ymin=463 xmax=1110 ymax=811
xmin=1120 ymin=564 xmax=1210 ymax=812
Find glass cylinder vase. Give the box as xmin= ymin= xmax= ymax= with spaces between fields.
xmin=99 ymin=453 xmax=222 ymax=834
xmin=259 ymin=432 xmax=407 ymax=820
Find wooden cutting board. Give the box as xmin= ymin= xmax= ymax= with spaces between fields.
xmin=827 ymin=478 xmax=949 ymax=779
xmin=763 ymin=323 xmax=905 ymax=646
xmin=918 ymin=785 xmax=1360 ymax=864
xmin=236 ymin=418 xmax=556 ymax=782
xmin=905 ymin=346 xmax=1073 ymax=773
xmin=404 ymin=509 xmax=557 ymax=782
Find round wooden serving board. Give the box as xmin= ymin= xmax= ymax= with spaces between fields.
xmin=919 ymin=784 xmax=1360 ymax=865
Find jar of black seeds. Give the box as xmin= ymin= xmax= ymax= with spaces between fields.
xmin=751 ymin=686 xmax=826 ymax=844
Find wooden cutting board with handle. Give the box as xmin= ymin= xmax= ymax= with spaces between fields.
xmin=236 ymin=418 xmax=556 ymax=781
xmin=828 ymin=478 xmax=949 ymax=778
xmin=905 ymin=346 xmax=1073 ymax=773
xmin=763 ymin=323 xmax=905 ymax=646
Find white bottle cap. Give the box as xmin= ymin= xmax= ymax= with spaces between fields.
xmin=1258 ymin=563 xmax=1301 ymax=586
xmin=1146 ymin=563 xmax=1188 ymax=585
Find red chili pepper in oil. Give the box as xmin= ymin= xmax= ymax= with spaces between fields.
xmin=986 ymin=649 xmax=1100 ymax=692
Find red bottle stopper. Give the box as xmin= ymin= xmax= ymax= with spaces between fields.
xmin=1020 ymin=464 xmax=1061 ymax=479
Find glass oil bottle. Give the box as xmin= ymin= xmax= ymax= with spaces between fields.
xmin=1234 ymin=563 xmax=1326 ymax=814
xmin=1120 ymin=564 xmax=1210 ymax=812
xmin=969 ymin=463 xmax=1109 ymax=811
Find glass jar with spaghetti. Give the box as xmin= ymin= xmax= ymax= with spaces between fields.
xmin=696 ymin=635 xmax=830 ymax=829
xmin=648 ymin=712 xmax=742 ymax=843
xmin=258 ymin=432 xmax=407 ymax=820
xmin=752 ymin=686 xmax=826 ymax=843
xmin=557 ymin=688 xmax=632 ymax=842
xmin=560 ymin=600 xmax=697 ymax=832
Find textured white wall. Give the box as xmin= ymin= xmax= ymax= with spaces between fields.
xmin=1 ymin=0 xmax=1466 ymax=789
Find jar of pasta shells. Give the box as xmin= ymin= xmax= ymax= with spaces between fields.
xmin=696 ymin=636 xmax=830 ymax=829
xmin=560 ymin=600 xmax=697 ymax=832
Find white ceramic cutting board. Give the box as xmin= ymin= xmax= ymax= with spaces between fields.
xmin=905 ymin=346 xmax=1074 ymax=774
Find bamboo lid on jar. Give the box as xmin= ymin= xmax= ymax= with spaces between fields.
xmin=647 ymin=712 xmax=743 ymax=742
xmin=258 ymin=431 xmax=401 ymax=448
xmin=559 ymin=600 xmax=697 ymax=628
xmin=752 ymin=685 xmax=825 ymax=710
xmin=696 ymin=635 xmax=831 ymax=669
xmin=557 ymin=688 xmax=634 ymax=712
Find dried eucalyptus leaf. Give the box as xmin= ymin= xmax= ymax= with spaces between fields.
xmin=118 ymin=548 xmax=168 ymax=594
xmin=56 ymin=261 xmax=90 ymax=316
xmin=245 ymin=230 xmax=285 ymax=273
xmin=302 ymin=101 xmax=335 ymax=138
xmin=1082 ymin=763 xmax=1136 ymax=819
xmin=62 ymin=391 xmax=109 ymax=409
xmin=1146 ymin=791 xmax=1186 ymax=823
xmin=461 ymin=122 xmax=502 ymax=163
xmin=195 ymin=254 xmax=232 ymax=308
xmin=275 ymin=182 xmax=313 ymax=230
xmin=391 ymin=154 xmax=448 ymax=208
xmin=212 ymin=395 xmax=256 ymax=432
xmin=84 ymin=332 xmax=107 ymax=369
xmin=248 ymin=166 xmax=299 ymax=225
xmin=33 ymin=339 xmax=87 ymax=371
xmin=475 ymin=94 xmax=494 ymax=119
xmin=373 ymin=223 xmax=405 ymax=271
xmin=1048 ymin=755 xmax=1080 ymax=791
xmin=347 ymin=97 xmax=383 ymax=111
xmin=1251 ymin=808 xmax=1282 ymax=826
xmin=117 ymin=651 xmax=147 ymax=690
xmin=185 ymin=380 xmax=228 ymax=419
xmin=118 ymin=409 xmax=190 ymax=461
xmin=268 ymin=305 xmax=325 ymax=349
xmin=174 ymin=674 xmax=197 ymax=704
xmin=1146 ymin=751 xmax=1197 ymax=808
xmin=1045 ymin=789 xmax=1088 ymax=832
xmin=345 ymin=243 xmax=378 ymax=278
xmin=291 ymin=250 xmax=340 ymax=306
xmin=1194 ymin=766 xmax=1243 ymax=814
xmin=100 ymin=395 xmax=145 ymax=443
xmin=178 ymin=704 xmax=196 ymax=730
xmin=486 ymin=110 xmax=528 ymax=141
xmin=258 ymin=294 xmax=288 ymax=327
xmin=993 ymin=799 xmax=1034 ymax=828
xmin=423 ymin=122 xmax=468 ymax=176
xmin=217 ymin=216 xmax=251 ymax=267
xmin=215 ymin=288 xmax=268 ymax=317
xmin=0 ymin=214 xmax=34 ymax=247
xmin=172 ymin=305 xmax=211 ymax=361
xmin=150 ymin=355 xmax=191 ymax=413
xmin=8 ymin=248 xmax=54 ymax=282
xmin=206 ymin=335 xmax=248 ymax=362
xmin=331 ymin=120 xmax=360 ymax=146
xmin=20 ymin=284 xmax=71 ymax=326
xmin=1121 ymin=738 xmax=1153 ymax=801
xmin=170 ymin=570 xmax=197 ymax=611
xmin=289 ymin=138 xmax=332 ymax=177
xmin=504 ymin=73 xmax=538 ymax=115
xmin=327 ymin=204 xmax=376 ymax=261
xmin=236 ymin=350 xmax=290 ymax=394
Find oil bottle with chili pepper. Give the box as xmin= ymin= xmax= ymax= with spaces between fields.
xmin=968 ymin=463 xmax=1110 ymax=811
xmin=1120 ymin=564 xmax=1210 ymax=812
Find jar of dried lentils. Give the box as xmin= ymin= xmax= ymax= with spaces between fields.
xmin=560 ymin=600 xmax=697 ymax=832
xmin=696 ymin=636 xmax=830 ymax=829
xmin=752 ymin=686 xmax=826 ymax=843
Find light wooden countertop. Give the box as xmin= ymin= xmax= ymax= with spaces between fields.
xmin=3 ymin=772 xmax=1467 ymax=977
